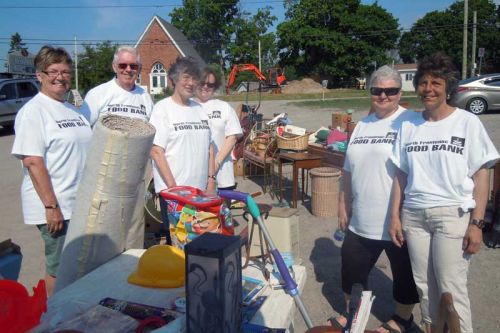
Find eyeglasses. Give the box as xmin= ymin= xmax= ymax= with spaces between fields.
xmin=42 ymin=70 xmax=72 ymax=78
xmin=117 ymin=63 xmax=139 ymax=70
xmin=202 ymin=82 xmax=217 ymax=89
xmin=370 ymin=87 xmax=401 ymax=96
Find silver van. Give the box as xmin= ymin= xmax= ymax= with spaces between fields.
xmin=0 ymin=77 xmax=39 ymax=129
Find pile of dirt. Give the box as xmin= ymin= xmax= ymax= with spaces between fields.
xmin=281 ymin=78 xmax=326 ymax=94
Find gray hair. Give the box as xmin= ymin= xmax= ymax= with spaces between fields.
xmin=168 ymin=57 xmax=200 ymax=84
xmin=113 ymin=45 xmax=141 ymax=65
xmin=369 ymin=65 xmax=402 ymax=88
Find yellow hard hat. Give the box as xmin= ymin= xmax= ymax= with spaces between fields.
xmin=128 ymin=245 xmax=186 ymax=288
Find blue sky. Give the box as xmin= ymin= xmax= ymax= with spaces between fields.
xmin=1 ymin=0 xmax=498 ymax=69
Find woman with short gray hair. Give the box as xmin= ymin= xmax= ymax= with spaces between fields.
xmin=149 ymin=57 xmax=215 ymax=245
xmin=331 ymin=64 xmax=419 ymax=332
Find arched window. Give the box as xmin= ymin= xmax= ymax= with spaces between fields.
xmin=150 ymin=62 xmax=167 ymax=94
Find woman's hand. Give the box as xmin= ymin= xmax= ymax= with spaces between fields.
xmin=389 ymin=169 xmax=407 ymax=248
xmin=389 ymin=217 xmax=405 ymax=248
xmin=22 ymin=156 xmax=63 ymax=233
xmin=206 ymin=178 xmax=216 ymax=194
xmin=338 ymin=210 xmax=349 ymax=231
xmin=462 ymin=225 xmax=482 ymax=254
xmin=338 ymin=170 xmax=352 ymax=232
xmin=46 ymin=207 xmax=65 ymax=234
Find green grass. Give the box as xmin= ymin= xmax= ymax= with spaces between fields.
xmin=219 ymin=88 xmax=370 ymax=102
xmin=218 ymin=88 xmax=422 ymax=111
xmin=288 ymin=96 xmax=422 ymax=111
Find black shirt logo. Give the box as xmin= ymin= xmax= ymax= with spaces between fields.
xmin=451 ymin=136 xmax=465 ymax=147
xmin=209 ymin=110 xmax=222 ymax=119
xmin=385 ymin=132 xmax=397 ymax=140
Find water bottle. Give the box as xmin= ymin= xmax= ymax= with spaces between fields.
xmin=334 ymin=228 xmax=345 ymax=241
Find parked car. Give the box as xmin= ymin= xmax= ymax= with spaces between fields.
xmin=449 ymin=73 xmax=500 ymax=115
xmin=0 ymin=77 xmax=39 ymax=129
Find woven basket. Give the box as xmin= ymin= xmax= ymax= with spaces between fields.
xmin=310 ymin=167 xmax=341 ymax=218
xmin=276 ymin=132 xmax=309 ymax=151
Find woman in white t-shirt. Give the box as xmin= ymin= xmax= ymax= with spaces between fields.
xmin=390 ymin=53 xmax=499 ymax=333
xmin=195 ymin=67 xmax=242 ymax=190
xmin=331 ymin=66 xmax=419 ymax=333
xmin=149 ymin=57 xmax=215 ymax=244
xmin=11 ymin=46 xmax=92 ymax=296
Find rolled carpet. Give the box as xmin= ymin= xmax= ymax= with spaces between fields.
xmin=55 ymin=115 xmax=155 ymax=292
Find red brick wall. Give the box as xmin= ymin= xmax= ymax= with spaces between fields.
xmin=136 ymin=20 xmax=182 ymax=92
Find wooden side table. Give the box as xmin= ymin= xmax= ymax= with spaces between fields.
xmin=278 ymin=152 xmax=323 ymax=208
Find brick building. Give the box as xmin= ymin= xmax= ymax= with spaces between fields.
xmin=134 ymin=15 xmax=205 ymax=95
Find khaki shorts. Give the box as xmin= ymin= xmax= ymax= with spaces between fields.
xmin=37 ymin=220 xmax=69 ymax=277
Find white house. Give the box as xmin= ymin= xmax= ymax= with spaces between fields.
xmin=394 ymin=63 xmax=417 ymax=91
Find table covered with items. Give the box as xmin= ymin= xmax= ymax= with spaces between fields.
xmin=29 ymin=186 xmax=308 ymax=333
xmin=36 ymin=249 xmax=306 ymax=333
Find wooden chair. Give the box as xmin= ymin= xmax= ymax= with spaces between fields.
xmin=242 ymin=121 xmax=278 ymax=195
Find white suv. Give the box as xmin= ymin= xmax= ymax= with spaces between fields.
xmin=0 ymin=77 xmax=39 ymax=129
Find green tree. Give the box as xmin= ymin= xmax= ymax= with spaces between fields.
xmin=399 ymin=0 xmax=500 ymax=74
xmin=77 ymin=41 xmax=117 ymax=94
xmin=226 ymin=7 xmax=277 ymax=68
xmin=170 ymin=0 xmax=238 ymax=64
xmin=276 ymin=0 xmax=400 ymax=87
xmin=9 ymin=32 xmax=26 ymax=52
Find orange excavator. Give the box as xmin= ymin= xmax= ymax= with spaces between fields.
xmin=226 ymin=64 xmax=286 ymax=93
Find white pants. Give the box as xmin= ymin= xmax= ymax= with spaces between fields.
xmin=402 ymin=206 xmax=473 ymax=333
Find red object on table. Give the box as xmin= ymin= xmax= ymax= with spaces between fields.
xmin=0 ymin=279 xmax=47 ymax=333
xmin=159 ymin=186 xmax=233 ymax=236
xmin=327 ymin=129 xmax=348 ymax=145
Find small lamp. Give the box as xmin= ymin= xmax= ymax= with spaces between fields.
xmin=185 ymin=233 xmax=242 ymax=332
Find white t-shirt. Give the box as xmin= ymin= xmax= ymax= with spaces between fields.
xmin=391 ymin=108 xmax=499 ymax=210
xmin=11 ymin=92 xmax=92 ymax=225
xmin=149 ymin=97 xmax=212 ymax=193
xmin=198 ymin=99 xmax=242 ymax=188
xmin=80 ymin=79 xmax=154 ymax=126
xmin=344 ymin=106 xmax=411 ymax=240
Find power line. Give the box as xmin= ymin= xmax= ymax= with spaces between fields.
xmin=1 ymin=22 xmax=496 ymax=48
xmin=0 ymin=1 xmax=286 ymax=9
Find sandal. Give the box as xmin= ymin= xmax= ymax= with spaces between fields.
xmin=379 ymin=314 xmax=415 ymax=333
xmin=327 ymin=313 xmax=347 ymax=329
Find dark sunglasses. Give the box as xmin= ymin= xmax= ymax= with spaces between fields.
xmin=117 ymin=63 xmax=139 ymax=70
xmin=202 ymin=82 xmax=217 ymax=89
xmin=370 ymin=87 xmax=400 ymax=96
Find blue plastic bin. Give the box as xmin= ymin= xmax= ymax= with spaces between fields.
xmin=0 ymin=252 xmax=23 ymax=280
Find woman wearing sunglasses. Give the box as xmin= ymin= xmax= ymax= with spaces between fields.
xmin=194 ymin=67 xmax=242 ymax=191
xmin=11 ymin=46 xmax=92 ymax=296
xmin=389 ymin=53 xmax=498 ymax=333
xmin=332 ymin=65 xmax=419 ymax=333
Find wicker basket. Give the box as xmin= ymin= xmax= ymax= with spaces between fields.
xmin=276 ymin=132 xmax=309 ymax=151
xmin=310 ymin=167 xmax=341 ymax=218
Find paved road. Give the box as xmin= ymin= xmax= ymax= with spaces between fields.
xmin=2 ymin=100 xmax=500 ymax=332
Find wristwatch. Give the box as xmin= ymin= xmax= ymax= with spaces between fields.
xmin=469 ymin=219 xmax=485 ymax=229
xmin=44 ymin=203 xmax=59 ymax=209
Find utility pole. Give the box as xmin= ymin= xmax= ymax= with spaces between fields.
xmin=462 ymin=0 xmax=468 ymax=79
xmin=471 ymin=11 xmax=477 ymax=77
xmin=258 ymin=39 xmax=262 ymax=72
xmin=220 ymin=57 xmax=226 ymax=95
xmin=74 ymin=37 xmax=78 ymax=91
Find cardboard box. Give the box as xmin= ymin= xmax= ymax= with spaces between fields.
xmin=247 ymin=207 xmax=300 ymax=261
xmin=332 ymin=113 xmax=352 ymax=131
xmin=234 ymin=158 xmax=244 ymax=177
